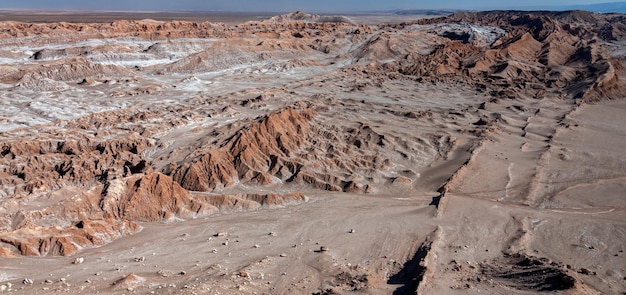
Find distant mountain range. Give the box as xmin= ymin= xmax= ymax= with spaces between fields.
xmin=391 ymin=9 xmax=457 ymax=16
xmin=535 ymin=2 xmax=626 ymax=13
xmin=392 ymin=2 xmax=626 ymax=15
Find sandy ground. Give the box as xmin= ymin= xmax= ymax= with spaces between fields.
xmin=2 ymin=192 xmax=438 ymax=294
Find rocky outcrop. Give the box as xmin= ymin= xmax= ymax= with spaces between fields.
xmin=0 ymin=104 xmax=317 ymax=257
xmin=169 ymin=107 xmax=408 ymax=194
xmin=0 ymin=218 xmax=140 ymax=256
xmin=0 ymin=20 xmax=229 ymax=40
xmin=0 ymin=172 xmax=188 ymax=256
xmin=99 ymin=172 xmax=216 ymax=222
xmin=6 ymin=57 xmax=135 ymax=88
xmin=264 ymin=11 xmax=321 ymax=23
xmin=0 ymin=133 xmax=152 ymax=198
xmin=0 ymin=170 xmax=307 ymax=256
xmin=392 ymin=11 xmax=626 ymax=101
xmin=417 ymin=10 xmax=626 ymax=41
xmin=155 ymin=38 xmax=321 ymax=74
xmin=171 ymin=108 xmax=315 ymax=191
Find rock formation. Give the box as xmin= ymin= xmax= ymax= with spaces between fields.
xmin=171 ymin=108 xmax=316 ymax=191
xmin=390 ymin=11 xmax=626 ymax=101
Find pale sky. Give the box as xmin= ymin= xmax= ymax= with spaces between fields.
xmin=0 ymin=0 xmax=618 ymax=12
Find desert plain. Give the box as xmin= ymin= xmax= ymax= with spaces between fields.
xmin=0 ymin=9 xmax=625 ymax=295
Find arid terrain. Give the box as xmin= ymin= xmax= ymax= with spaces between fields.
xmin=0 ymin=10 xmax=625 ymax=294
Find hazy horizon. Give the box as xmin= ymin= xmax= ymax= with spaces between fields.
xmin=1 ymin=0 xmax=623 ymax=12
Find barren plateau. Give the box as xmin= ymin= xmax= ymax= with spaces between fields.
xmin=0 ymin=10 xmax=625 ymax=294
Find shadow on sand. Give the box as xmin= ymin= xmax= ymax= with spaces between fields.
xmin=387 ymin=241 xmax=431 ymax=295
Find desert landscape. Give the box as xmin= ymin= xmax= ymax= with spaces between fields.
xmin=0 ymin=9 xmax=625 ymax=294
